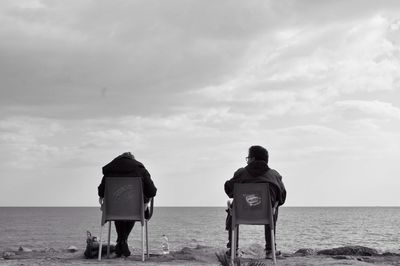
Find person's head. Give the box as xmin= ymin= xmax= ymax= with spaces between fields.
xmin=117 ymin=152 xmax=134 ymax=160
xmin=247 ymin=145 xmax=268 ymax=164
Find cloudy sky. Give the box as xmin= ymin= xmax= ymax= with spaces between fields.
xmin=1 ymin=0 xmax=399 ymax=206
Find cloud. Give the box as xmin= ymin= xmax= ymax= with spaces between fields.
xmin=0 ymin=0 xmax=399 ymax=126
xmin=2 ymin=1 xmax=399 ymax=120
xmin=1 ymin=1 xmax=400 ymax=206
xmin=0 ymin=0 xmax=278 ymax=118
xmin=0 ymin=116 xmax=62 ymax=168
xmin=178 ymin=12 xmax=400 ymax=124
xmin=334 ymin=100 xmax=400 ymax=120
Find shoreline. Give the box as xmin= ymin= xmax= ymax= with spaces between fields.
xmin=2 ymin=244 xmax=400 ymax=266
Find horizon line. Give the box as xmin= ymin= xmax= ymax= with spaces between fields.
xmin=0 ymin=205 xmax=399 ymax=208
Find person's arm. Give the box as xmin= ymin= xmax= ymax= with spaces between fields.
xmin=98 ymin=197 xmax=104 ymax=210
xmin=224 ymin=168 xmax=243 ymax=198
xmin=98 ymin=176 xmax=105 ymax=198
xmin=98 ymin=176 xmax=105 ymax=210
xmin=141 ymin=168 xmax=157 ymax=199
xmin=276 ymin=172 xmax=287 ymax=206
xmin=224 ymin=179 xmax=234 ymax=198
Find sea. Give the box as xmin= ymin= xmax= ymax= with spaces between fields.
xmin=0 ymin=207 xmax=399 ymax=254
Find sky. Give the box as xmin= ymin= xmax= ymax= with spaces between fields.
xmin=0 ymin=0 xmax=400 ymax=207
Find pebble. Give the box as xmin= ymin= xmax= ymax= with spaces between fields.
xmin=44 ymin=248 xmax=57 ymax=253
xmin=67 ymin=245 xmax=78 ymax=253
xmin=2 ymin=251 xmax=16 ymax=259
xmin=18 ymin=246 xmax=32 ymax=252
xmin=294 ymin=248 xmax=315 ymax=256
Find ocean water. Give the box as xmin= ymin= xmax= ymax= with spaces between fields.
xmin=0 ymin=207 xmax=399 ymax=254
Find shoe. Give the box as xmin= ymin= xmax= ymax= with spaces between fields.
xmin=225 ymin=249 xmax=238 ymax=257
xmin=265 ymin=249 xmax=281 ymax=259
xmin=121 ymin=241 xmax=131 ymax=257
xmin=115 ymin=242 xmax=122 ymax=257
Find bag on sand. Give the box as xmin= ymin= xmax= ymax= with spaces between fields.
xmin=84 ymin=231 xmax=115 ymax=259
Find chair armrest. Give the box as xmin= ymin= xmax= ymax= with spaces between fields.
xmin=227 ymin=199 xmax=233 ymax=210
xmin=146 ymin=198 xmax=154 ymax=220
xmin=272 ymin=201 xmax=278 ymax=215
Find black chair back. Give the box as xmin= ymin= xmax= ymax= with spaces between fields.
xmin=233 ymin=183 xmax=273 ymax=226
xmin=103 ymin=177 xmax=144 ymax=224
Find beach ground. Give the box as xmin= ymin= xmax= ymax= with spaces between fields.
xmin=2 ymin=245 xmax=400 ymax=266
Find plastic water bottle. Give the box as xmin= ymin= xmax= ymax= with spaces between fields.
xmin=161 ymin=234 xmax=169 ymax=255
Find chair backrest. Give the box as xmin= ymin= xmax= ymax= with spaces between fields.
xmin=103 ymin=177 xmax=144 ymax=224
xmin=232 ymin=183 xmax=274 ymax=226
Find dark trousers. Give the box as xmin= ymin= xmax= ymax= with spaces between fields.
xmin=226 ymin=207 xmax=279 ymax=251
xmin=115 ymin=221 xmax=135 ymax=243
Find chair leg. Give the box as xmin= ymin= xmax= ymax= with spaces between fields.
xmin=141 ymin=224 xmax=145 ymax=262
xmin=236 ymin=225 xmax=239 ymax=250
xmin=107 ymin=221 xmax=111 ymax=258
xmin=270 ymin=228 xmax=276 ymax=264
xmin=98 ymin=224 xmax=103 ymax=261
xmin=145 ymin=220 xmax=149 ymax=258
xmin=231 ymin=226 xmax=236 ymax=265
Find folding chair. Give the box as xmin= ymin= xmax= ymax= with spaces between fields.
xmin=98 ymin=177 xmax=154 ymax=261
xmin=231 ymin=183 xmax=277 ymax=265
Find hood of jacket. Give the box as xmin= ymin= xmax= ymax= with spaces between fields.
xmin=102 ymin=153 xmax=143 ymax=175
xmin=245 ymin=160 xmax=270 ymax=177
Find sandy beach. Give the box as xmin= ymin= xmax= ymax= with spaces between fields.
xmin=2 ymin=244 xmax=400 ymax=266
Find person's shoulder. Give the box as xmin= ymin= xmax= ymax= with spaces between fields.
xmin=133 ymin=159 xmax=145 ymax=168
xmin=132 ymin=159 xmax=149 ymax=173
xmin=267 ymin=168 xmax=282 ymax=178
xmin=233 ymin=167 xmax=245 ymax=176
xmin=226 ymin=168 xmax=245 ymax=182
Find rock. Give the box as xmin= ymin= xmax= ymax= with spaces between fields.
xmin=2 ymin=251 xmax=16 ymax=259
xmin=332 ymin=255 xmax=350 ymax=260
xmin=294 ymin=248 xmax=316 ymax=256
xmin=178 ymin=247 xmax=192 ymax=254
xmin=18 ymin=246 xmax=32 ymax=252
xmin=67 ymin=245 xmax=78 ymax=253
xmin=382 ymin=252 xmax=400 ymax=256
xmin=45 ymin=248 xmax=57 ymax=253
xmin=317 ymin=246 xmax=378 ymax=256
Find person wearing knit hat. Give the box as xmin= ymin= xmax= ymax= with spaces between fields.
xmin=224 ymin=145 xmax=286 ymax=259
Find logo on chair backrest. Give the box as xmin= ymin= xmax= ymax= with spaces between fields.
xmin=113 ymin=185 xmax=135 ymax=201
xmin=242 ymin=193 xmax=262 ymax=207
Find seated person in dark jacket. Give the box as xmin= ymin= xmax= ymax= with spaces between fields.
xmin=98 ymin=152 xmax=157 ymax=257
xmin=224 ymin=145 xmax=286 ymax=258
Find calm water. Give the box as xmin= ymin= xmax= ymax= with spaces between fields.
xmin=0 ymin=207 xmax=399 ymax=253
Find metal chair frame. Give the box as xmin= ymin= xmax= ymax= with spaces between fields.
xmin=98 ymin=177 xmax=154 ymax=261
xmin=231 ymin=183 xmax=277 ymax=265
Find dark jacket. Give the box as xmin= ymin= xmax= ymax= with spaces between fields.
xmin=97 ymin=154 xmax=157 ymax=203
xmin=224 ymin=160 xmax=286 ymax=206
